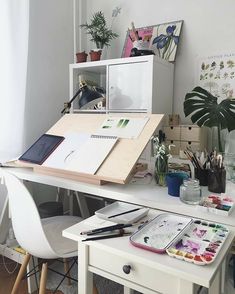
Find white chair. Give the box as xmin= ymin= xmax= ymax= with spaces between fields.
xmin=2 ymin=171 xmax=98 ymax=294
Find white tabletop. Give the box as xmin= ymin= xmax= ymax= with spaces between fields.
xmin=6 ymin=167 xmax=235 ymax=228
xmin=63 ymin=210 xmax=235 ymax=288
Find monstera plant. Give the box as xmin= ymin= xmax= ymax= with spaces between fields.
xmin=184 ymin=86 xmax=235 ymax=152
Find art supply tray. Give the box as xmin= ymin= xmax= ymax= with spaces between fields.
xmin=130 ymin=214 xmax=193 ymax=253
xmin=130 ymin=213 xmax=229 ymax=265
xmin=95 ymin=202 xmax=149 ymax=224
xmin=197 ymin=194 xmax=234 ymax=216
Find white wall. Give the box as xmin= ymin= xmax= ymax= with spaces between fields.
xmin=80 ymin=0 xmax=235 ymax=122
xmin=24 ymin=0 xmax=74 ymax=148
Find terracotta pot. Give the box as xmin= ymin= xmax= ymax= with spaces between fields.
xmin=89 ymin=50 xmax=102 ymax=61
xmin=76 ymin=51 xmax=88 ymax=63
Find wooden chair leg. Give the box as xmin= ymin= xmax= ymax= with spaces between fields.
xmin=63 ymin=258 xmax=72 ymax=286
xmin=11 ymin=253 xmax=31 ymax=294
xmin=39 ymin=262 xmax=48 ymax=294
xmin=93 ymin=284 xmax=99 ymax=294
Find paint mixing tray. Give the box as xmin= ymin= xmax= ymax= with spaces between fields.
xmin=130 ymin=213 xmax=229 ymax=265
xmin=130 ymin=213 xmax=193 ymax=253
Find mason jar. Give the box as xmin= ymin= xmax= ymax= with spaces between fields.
xmin=180 ymin=179 xmax=202 ymax=205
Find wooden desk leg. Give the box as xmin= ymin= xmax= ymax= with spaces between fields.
xmin=208 ymin=269 xmax=220 ymax=294
xmin=178 ymin=280 xmax=195 ymax=294
xmin=78 ymin=242 xmax=93 ymax=294
xmin=124 ymin=287 xmax=134 ymax=294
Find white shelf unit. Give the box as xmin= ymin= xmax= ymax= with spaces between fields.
xmin=69 ymin=55 xmax=174 ymax=114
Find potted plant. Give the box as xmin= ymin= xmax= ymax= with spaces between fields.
xmin=184 ymin=86 xmax=235 ymax=152
xmin=81 ymin=11 xmax=119 ymax=60
xmin=153 ymin=136 xmax=173 ymax=186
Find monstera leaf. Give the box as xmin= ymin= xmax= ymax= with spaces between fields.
xmin=184 ymin=86 xmax=235 ymax=151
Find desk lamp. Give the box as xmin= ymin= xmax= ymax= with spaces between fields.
xmin=61 ymin=81 xmax=104 ymax=114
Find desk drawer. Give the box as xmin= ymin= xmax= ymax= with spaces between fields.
xmin=89 ymin=246 xmax=178 ymax=294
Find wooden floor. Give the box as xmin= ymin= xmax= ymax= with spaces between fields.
xmin=0 ymin=257 xmax=64 ymax=294
xmin=0 ymin=257 xmax=27 ymax=294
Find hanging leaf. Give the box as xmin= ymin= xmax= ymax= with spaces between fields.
xmin=184 ymin=86 xmax=235 ymax=131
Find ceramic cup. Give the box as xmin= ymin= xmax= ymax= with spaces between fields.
xmin=166 ymin=172 xmax=189 ymax=197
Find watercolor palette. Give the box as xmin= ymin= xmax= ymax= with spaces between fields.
xmin=166 ymin=219 xmax=229 ymax=265
xmin=197 ymin=194 xmax=234 ymax=216
xmin=129 ymin=213 xmax=229 ymax=265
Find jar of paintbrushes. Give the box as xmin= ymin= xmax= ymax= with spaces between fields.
xmin=184 ymin=149 xmax=208 ymax=186
xmin=207 ymin=153 xmax=226 ymax=193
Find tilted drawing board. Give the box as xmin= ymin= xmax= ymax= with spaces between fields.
xmin=33 ymin=113 xmax=164 ymax=185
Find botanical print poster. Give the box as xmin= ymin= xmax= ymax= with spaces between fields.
xmin=196 ymin=53 xmax=235 ymax=103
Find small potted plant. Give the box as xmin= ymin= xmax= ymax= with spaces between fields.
xmin=153 ymin=135 xmax=173 ymax=186
xmin=81 ymin=11 xmax=119 ymax=61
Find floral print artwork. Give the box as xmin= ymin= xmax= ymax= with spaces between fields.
xmin=122 ymin=20 xmax=183 ymax=62
xmin=150 ymin=20 xmax=183 ymax=62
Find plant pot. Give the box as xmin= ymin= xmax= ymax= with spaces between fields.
xmin=76 ymin=51 xmax=88 ymax=63
xmin=89 ymin=50 xmax=102 ymax=61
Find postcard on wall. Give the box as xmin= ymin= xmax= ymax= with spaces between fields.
xmin=95 ymin=117 xmax=149 ymax=139
xmin=196 ymin=52 xmax=235 ymax=103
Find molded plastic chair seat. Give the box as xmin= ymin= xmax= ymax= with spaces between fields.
xmin=42 ymin=215 xmax=82 ymax=257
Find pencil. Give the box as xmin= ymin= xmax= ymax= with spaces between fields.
xmin=108 ymin=208 xmax=141 ymax=219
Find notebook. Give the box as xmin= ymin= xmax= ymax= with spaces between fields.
xmin=66 ymin=134 xmax=118 ymax=174
xmin=19 ymin=134 xmax=65 ymax=165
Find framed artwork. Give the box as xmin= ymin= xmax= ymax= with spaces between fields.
xmin=196 ymin=53 xmax=235 ymax=102
xmin=122 ymin=20 xmax=183 ymax=62
xmin=122 ymin=25 xmax=154 ymax=58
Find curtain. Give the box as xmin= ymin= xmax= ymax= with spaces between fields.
xmin=0 ymin=0 xmax=29 ymax=162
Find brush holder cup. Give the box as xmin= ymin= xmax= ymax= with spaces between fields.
xmin=195 ymin=168 xmax=208 ymax=186
xmin=208 ymin=168 xmax=226 ymax=193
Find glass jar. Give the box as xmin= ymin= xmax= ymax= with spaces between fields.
xmin=180 ymin=179 xmax=202 ymax=205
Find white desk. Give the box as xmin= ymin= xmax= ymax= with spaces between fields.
xmin=3 ymin=167 xmax=235 ymax=293
xmin=7 ymin=167 xmax=235 ymax=227
xmin=63 ymin=211 xmax=235 ymax=294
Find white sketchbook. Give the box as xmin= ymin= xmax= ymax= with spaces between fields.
xmin=43 ymin=133 xmax=90 ymax=169
xmin=66 ymin=135 xmax=118 ymax=174
xmin=43 ymin=133 xmax=118 ymax=175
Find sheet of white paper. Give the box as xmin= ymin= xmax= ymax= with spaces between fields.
xmin=43 ymin=133 xmax=90 ymax=169
xmin=66 ymin=135 xmax=118 ymax=174
xmin=94 ymin=117 xmax=149 ymax=139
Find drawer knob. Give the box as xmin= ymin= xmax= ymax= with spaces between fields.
xmin=123 ymin=264 xmax=131 ymax=274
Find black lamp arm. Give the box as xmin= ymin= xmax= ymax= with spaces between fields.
xmin=61 ymin=88 xmax=82 ymax=114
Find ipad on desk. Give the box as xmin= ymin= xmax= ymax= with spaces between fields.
xmin=19 ymin=134 xmax=65 ymax=165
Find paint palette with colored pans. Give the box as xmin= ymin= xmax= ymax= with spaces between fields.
xmin=166 ymin=219 xmax=229 ymax=265
xmin=130 ymin=213 xmax=193 ymax=253
xmin=197 ymin=194 xmax=234 ymax=216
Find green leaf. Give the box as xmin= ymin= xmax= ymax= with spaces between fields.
xmin=183 ymin=87 xmax=235 ymax=134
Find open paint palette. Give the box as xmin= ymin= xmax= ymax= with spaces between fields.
xmin=197 ymin=194 xmax=234 ymax=216
xmin=130 ymin=213 xmax=229 ymax=265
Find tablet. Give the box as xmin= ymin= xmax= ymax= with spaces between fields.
xmin=19 ymin=134 xmax=65 ymax=165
